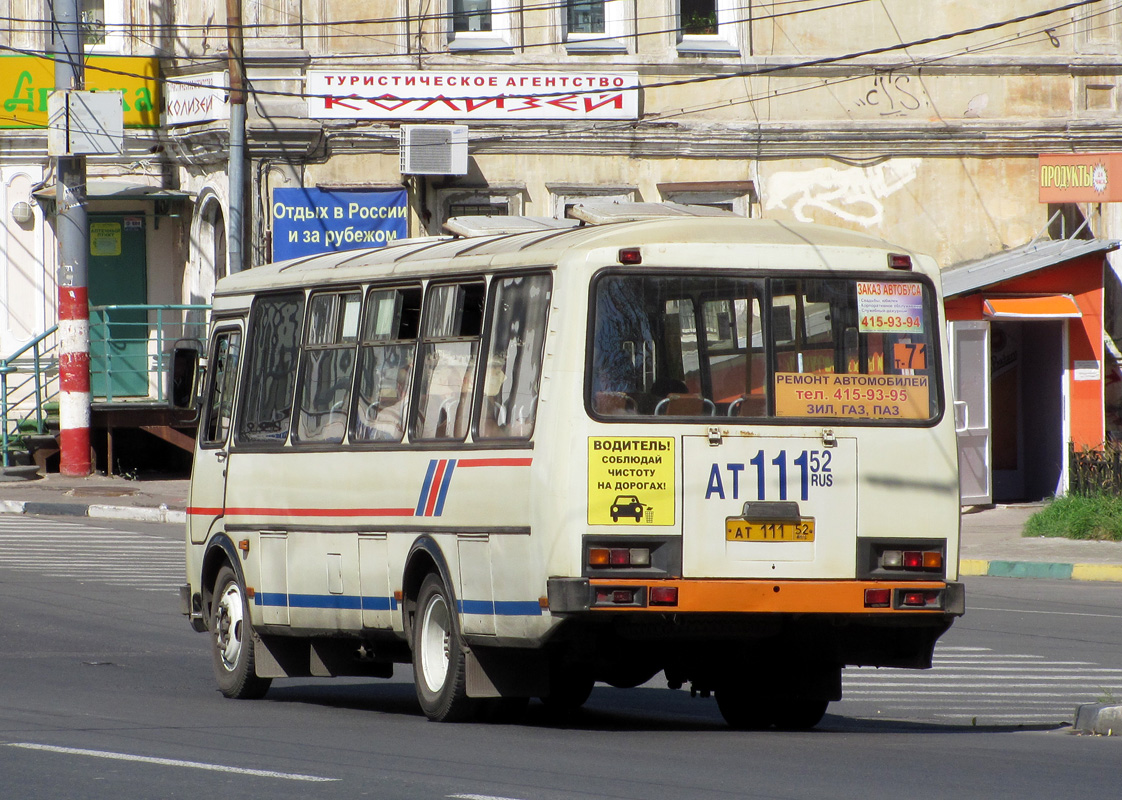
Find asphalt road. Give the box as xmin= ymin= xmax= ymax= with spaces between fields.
xmin=0 ymin=515 xmax=1119 ymax=800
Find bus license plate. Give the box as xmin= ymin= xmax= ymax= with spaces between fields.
xmin=725 ymin=518 xmax=815 ymax=542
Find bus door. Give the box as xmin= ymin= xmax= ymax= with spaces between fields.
xmin=189 ymin=324 xmax=243 ymax=545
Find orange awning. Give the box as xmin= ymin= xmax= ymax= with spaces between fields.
xmin=982 ymin=295 xmax=1082 ymax=319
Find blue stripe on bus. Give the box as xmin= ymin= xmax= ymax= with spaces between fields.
xmin=254 ymin=593 xmax=537 ymax=616
xmin=433 ymin=460 xmax=456 ymax=516
xmin=459 ymin=599 xmax=544 ymax=617
xmin=416 ymin=459 xmax=439 ymax=516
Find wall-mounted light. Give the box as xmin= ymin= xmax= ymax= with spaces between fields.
xmin=11 ymin=200 xmax=34 ymax=224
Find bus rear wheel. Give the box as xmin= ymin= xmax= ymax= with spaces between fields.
xmin=210 ymin=564 xmax=272 ymax=700
xmin=716 ymin=686 xmax=828 ymax=730
xmin=412 ymin=573 xmax=477 ymax=722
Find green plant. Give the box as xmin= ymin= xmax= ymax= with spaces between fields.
xmin=1024 ymin=493 xmax=1122 ymax=541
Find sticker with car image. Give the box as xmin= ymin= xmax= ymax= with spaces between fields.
xmin=588 ymin=436 xmax=675 ymax=525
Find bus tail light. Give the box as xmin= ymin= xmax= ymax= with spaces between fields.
xmin=902 ymin=590 xmax=941 ymax=608
xmin=590 ymin=547 xmax=651 ymax=569
xmin=618 ymin=248 xmax=642 ymax=265
xmin=888 ymin=253 xmax=913 ymax=270
xmin=649 ymin=586 xmax=678 ymax=606
xmin=593 ymin=587 xmax=643 ymax=607
xmin=864 ymin=588 xmax=891 ymax=608
xmin=881 ymin=549 xmax=942 ymax=573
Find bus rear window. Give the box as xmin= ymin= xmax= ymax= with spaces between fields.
xmin=589 ymin=274 xmax=940 ymax=423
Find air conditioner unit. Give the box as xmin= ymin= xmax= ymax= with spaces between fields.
xmin=400 ymin=125 xmax=469 ymax=176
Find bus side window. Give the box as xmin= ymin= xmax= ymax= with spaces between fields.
xmin=351 ymin=286 xmax=422 ymax=443
xmin=411 ymin=281 xmax=486 ymax=441
xmin=201 ymin=329 xmax=241 ymax=446
xmin=237 ymin=292 xmax=306 ymax=445
xmin=293 ymin=291 xmax=361 ymax=444
xmin=475 ymin=274 xmax=552 ymax=440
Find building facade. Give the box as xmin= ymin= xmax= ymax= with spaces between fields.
xmin=3 ymin=1 xmax=1122 ymax=494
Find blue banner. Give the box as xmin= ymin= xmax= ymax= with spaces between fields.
xmin=272 ymin=187 xmax=408 ymax=261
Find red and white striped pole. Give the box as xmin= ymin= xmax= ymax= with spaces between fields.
xmin=57 ymin=275 xmax=91 ymax=476
xmin=53 ymin=0 xmax=91 ymax=476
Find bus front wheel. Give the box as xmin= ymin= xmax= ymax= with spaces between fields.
xmin=412 ymin=573 xmax=477 ymax=722
xmin=210 ymin=564 xmax=272 ymax=700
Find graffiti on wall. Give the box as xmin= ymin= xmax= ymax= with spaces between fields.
xmin=852 ymin=74 xmax=926 ymax=116
xmin=763 ymin=158 xmax=921 ymax=228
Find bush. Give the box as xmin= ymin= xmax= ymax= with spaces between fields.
xmin=1024 ymin=493 xmax=1122 ymax=541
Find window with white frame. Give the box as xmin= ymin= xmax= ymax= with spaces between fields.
xmin=566 ymin=0 xmax=629 ymax=51
xmin=658 ymin=181 xmax=755 ymax=217
xmin=677 ymin=0 xmax=743 ymax=54
xmin=81 ymin=0 xmax=124 ymax=52
xmin=435 ymin=189 xmax=523 ymax=234
xmin=449 ymin=0 xmax=512 ymax=48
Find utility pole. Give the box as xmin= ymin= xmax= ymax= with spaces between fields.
xmin=53 ymin=0 xmax=91 ymax=476
xmin=226 ymin=0 xmax=246 ymax=273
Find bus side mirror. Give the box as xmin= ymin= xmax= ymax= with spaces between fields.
xmin=168 ymin=342 xmax=202 ymax=409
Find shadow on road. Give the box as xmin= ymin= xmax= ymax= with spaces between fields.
xmin=260 ymin=682 xmax=1070 ymax=735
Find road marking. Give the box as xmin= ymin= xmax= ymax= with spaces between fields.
xmin=0 ymin=516 xmax=182 ymax=591
xmin=450 ymin=795 xmax=528 ymax=800
xmin=840 ymin=645 xmax=1118 ymax=725
xmin=969 ymin=605 xmax=1122 ymax=620
xmin=6 ymin=743 xmax=337 ymax=783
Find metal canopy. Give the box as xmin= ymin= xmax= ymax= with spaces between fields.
xmin=941 ymin=237 xmax=1120 ymax=298
xmin=982 ymin=294 xmax=1082 ymax=319
xmin=33 ymin=180 xmax=193 ymax=202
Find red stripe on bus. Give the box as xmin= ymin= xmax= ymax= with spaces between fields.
xmin=424 ymin=460 xmax=448 ymax=517
xmin=188 ymin=507 xmax=415 ymax=517
xmin=456 ymin=458 xmax=533 ymax=467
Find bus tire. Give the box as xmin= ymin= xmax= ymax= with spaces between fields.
xmin=412 ymin=573 xmax=477 ymax=722
xmin=775 ymin=699 xmax=829 ymax=731
xmin=210 ymin=564 xmax=272 ymax=700
xmin=541 ymin=668 xmax=594 ymax=713
xmin=715 ymin=685 xmax=776 ymax=730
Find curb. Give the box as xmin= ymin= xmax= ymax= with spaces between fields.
xmin=960 ymin=558 xmax=1122 ymax=583
xmin=1073 ymin=703 xmax=1122 ymax=735
xmin=0 ymin=500 xmax=186 ymax=525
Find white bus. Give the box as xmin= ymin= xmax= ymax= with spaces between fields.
xmin=177 ymin=205 xmax=964 ymax=729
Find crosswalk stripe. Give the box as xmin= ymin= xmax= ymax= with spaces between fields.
xmin=0 ymin=516 xmax=182 ymax=592
xmin=839 ymin=644 xmax=1117 ymax=726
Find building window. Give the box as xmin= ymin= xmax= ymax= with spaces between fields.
xmin=569 ymin=0 xmax=604 ymax=34
xmin=81 ymin=0 xmax=123 ymax=51
xmin=449 ymin=202 xmax=508 ymax=218
xmin=548 ymin=185 xmax=637 ymax=220
xmin=449 ymin=0 xmax=511 ymax=48
xmin=565 ymin=0 xmax=629 ymax=52
xmin=658 ymin=181 xmax=756 ymax=217
xmin=677 ymin=0 xmax=743 ymax=55
xmin=435 ymin=189 xmax=523 ymax=234
xmin=454 ymin=0 xmax=492 ymax=32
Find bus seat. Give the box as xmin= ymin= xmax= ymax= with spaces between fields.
xmin=728 ymin=394 xmax=767 ymax=417
xmin=654 ymin=393 xmax=716 ymax=416
xmin=594 ymin=391 xmax=638 ymax=415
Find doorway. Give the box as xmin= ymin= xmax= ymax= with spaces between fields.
xmin=990 ymin=321 xmax=1065 ymax=502
xmin=88 ymin=214 xmax=148 ymax=398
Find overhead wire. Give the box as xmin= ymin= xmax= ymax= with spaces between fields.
xmin=1 ymin=0 xmax=1114 ymax=146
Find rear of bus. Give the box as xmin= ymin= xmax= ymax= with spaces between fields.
xmin=545 ymin=220 xmax=964 ymax=729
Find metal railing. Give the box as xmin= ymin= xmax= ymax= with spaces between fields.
xmin=2 ymin=304 xmax=210 ymax=467
xmin=1 ymin=326 xmax=60 ymax=468
xmin=89 ymin=304 xmax=209 ymax=403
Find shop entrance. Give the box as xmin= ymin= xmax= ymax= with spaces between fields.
xmin=990 ymin=320 xmax=1065 ymax=502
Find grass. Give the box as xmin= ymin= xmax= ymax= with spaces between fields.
xmin=1024 ymin=493 xmax=1122 ymax=541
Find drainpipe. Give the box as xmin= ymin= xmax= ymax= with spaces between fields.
xmin=227 ymin=0 xmax=246 ymax=273
xmin=53 ymin=0 xmax=91 ymax=476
